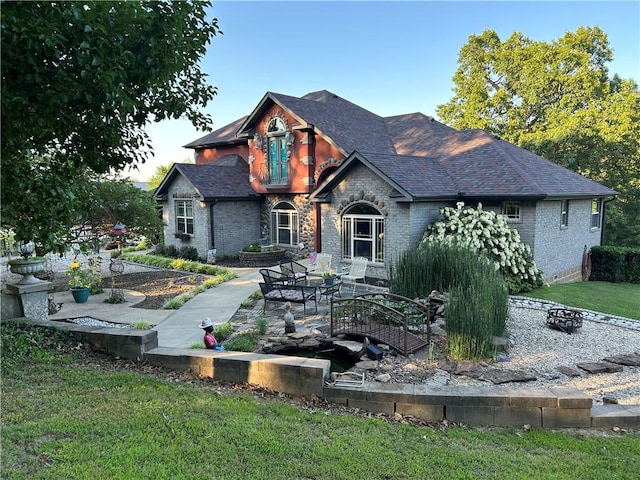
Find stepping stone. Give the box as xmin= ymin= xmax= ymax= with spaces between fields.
xmin=602 ymin=353 xmax=640 ymax=367
xmin=479 ymin=369 xmax=537 ymax=385
xmin=557 ymin=365 xmax=582 ymax=377
xmin=576 ymin=362 xmax=624 ymax=374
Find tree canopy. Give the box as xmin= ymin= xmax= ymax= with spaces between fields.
xmin=1 ymin=1 xmax=220 ymax=253
xmin=437 ymin=27 xmax=640 ymax=246
xmin=146 ymin=158 xmax=193 ymax=191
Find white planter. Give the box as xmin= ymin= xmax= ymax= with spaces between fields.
xmin=8 ymin=258 xmax=45 ymax=285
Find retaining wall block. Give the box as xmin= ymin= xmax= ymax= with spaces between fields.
xmin=446 ymin=405 xmax=497 ymax=425
xmin=542 ymin=408 xmax=592 ymax=428
xmin=395 ymin=402 xmax=445 ymax=422
xmin=590 ymin=405 xmax=640 ymax=428
xmin=550 ymin=388 xmax=593 ymax=409
xmin=493 ymin=407 xmax=542 ymax=427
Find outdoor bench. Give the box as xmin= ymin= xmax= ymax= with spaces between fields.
xmin=259 ymin=282 xmax=318 ymax=316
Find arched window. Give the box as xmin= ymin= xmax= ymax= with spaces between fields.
xmin=270 ymin=201 xmax=299 ymax=246
xmin=266 ymin=117 xmax=288 ymax=185
xmin=342 ymin=204 xmax=384 ymax=263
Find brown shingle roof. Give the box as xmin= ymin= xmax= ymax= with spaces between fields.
xmin=156 ymin=155 xmax=259 ymax=202
xmin=184 ymin=90 xmax=617 ymax=199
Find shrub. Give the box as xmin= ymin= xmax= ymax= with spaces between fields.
xmin=223 ymin=332 xmax=257 ymax=352
xmin=164 ymin=245 xmax=178 ymax=258
xmin=179 ymin=246 xmax=199 ymax=262
xmin=242 ymin=241 xmax=262 ymax=253
xmin=590 ymin=245 xmax=640 ymax=283
xmin=422 ymin=202 xmax=543 ymax=293
xmin=213 ymin=322 xmax=234 ymax=342
xmin=255 ymin=316 xmax=268 ymax=335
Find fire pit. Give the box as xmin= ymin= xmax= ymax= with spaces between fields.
xmin=546 ymin=307 xmax=583 ymax=334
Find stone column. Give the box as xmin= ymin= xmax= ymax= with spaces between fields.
xmin=5 ymin=281 xmax=52 ymax=322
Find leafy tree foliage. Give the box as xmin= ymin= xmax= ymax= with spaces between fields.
xmin=80 ymin=177 xmax=165 ymax=245
xmin=147 ymin=158 xmax=193 ymax=191
xmin=1 ymin=1 xmax=220 ymax=253
xmin=437 ymin=27 xmax=640 ymax=247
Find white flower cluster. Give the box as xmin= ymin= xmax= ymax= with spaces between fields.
xmin=421 ymin=202 xmax=543 ymax=292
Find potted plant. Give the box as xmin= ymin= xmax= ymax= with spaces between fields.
xmin=322 ymin=270 xmax=336 ymax=286
xmin=66 ymin=260 xmax=93 ymax=303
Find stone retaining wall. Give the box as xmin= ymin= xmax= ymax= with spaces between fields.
xmin=6 ymin=318 xmax=639 ymax=428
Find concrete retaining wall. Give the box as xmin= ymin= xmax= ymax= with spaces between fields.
xmin=5 ymin=318 xmax=638 ymax=428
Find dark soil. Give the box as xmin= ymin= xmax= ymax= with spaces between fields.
xmin=109 ymin=271 xmax=210 ymax=309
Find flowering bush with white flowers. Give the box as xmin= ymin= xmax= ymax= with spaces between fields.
xmin=422 ymin=202 xmax=544 ymax=293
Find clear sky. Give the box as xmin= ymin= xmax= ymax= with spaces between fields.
xmin=131 ymin=0 xmax=640 ymax=181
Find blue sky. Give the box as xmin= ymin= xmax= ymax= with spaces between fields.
xmin=133 ymin=1 xmax=640 ymax=181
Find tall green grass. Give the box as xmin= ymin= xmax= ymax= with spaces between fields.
xmin=390 ymin=242 xmax=508 ymax=359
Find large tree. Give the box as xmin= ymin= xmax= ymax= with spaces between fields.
xmin=1 ymin=1 xmax=220 ymax=253
xmin=146 ymin=158 xmax=193 ymax=191
xmin=437 ymin=27 xmax=640 ymax=246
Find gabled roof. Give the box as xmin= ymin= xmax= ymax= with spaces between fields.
xmin=185 ymin=90 xmax=617 ymax=200
xmin=182 ymin=116 xmax=249 ymax=149
xmin=154 ymin=155 xmax=260 ymax=202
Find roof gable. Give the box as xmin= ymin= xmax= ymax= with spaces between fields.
xmin=154 ymin=155 xmax=260 ymax=202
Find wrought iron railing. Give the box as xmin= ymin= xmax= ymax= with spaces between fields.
xmin=330 ymin=293 xmax=431 ymax=356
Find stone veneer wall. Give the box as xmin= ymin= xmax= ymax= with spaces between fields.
xmin=261 ymin=194 xmax=314 ymax=259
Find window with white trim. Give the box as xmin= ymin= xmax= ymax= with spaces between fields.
xmin=267 ymin=117 xmax=288 ymax=185
xmin=501 ymin=201 xmax=521 ymax=222
xmin=270 ymin=201 xmax=298 ymax=246
xmin=591 ymin=198 xmax=602 ymax=229
xmin=342 ymin=204 xmax=384 ymax=263
xmin=175 ymin=200 xmax=194 ymax=235
xmin=560 ymin=200 xmax=569 ymax=228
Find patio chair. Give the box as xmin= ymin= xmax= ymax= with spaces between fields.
xmin=278 ymin=260 xmax=308 ymax=285
xmin=308 ymin=253 xmax=332 ymax=276
xmin=340 ymin=256 xmax=368 ymax=295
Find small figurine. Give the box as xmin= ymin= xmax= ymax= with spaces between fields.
xmin=200 ymin=317 xmax=225 ymax=351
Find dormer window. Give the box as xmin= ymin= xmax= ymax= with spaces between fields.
xmin=266 ymin=117 xmax=289 ymax=185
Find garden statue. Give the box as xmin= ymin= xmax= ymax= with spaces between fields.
xmin=283 ymin=302 xmax=296 ymax=334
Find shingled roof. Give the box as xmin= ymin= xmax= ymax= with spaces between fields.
xmin=184 ymin=90 xmax=617 ymax=200
xmin=154 ymin=155 xmax=259 ymax=202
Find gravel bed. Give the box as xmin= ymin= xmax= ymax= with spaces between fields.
xmin=446 ymin=307 xmax=640 ymax=405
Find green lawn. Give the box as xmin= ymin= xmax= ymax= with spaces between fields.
xmin=2 ymin=322 xmax=639 ymax=480
xmin=522 ymin=281 xmax=640 ymax=321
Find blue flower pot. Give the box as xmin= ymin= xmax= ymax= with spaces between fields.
xmin=71 ymin=287 xmax=90 ymax=304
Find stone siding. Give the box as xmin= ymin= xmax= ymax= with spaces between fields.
xmin=261 ymin=194 xmax=314 ymax=260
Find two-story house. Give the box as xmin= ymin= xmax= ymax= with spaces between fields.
xmin=154 ymin=90 xmax=616 ymax=283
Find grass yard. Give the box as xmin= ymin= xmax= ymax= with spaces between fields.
xmin=2 ymin=322 xmax=639 ymax=480
xmin=522 ymin=281 xmax=640 ymax=321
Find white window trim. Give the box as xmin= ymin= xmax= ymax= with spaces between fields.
xmin=270 ymin=202 xmax=299 ymax=246
xmin=591 ymin=198 xmax=602 ymax=230
xmin=342 ymin=211 xmax=385 ymax=264
xmin=501 ymin=201 xmax=521 ymax=223
xmin=175 ymin=199 xmax=194 ymax=235
xmin=560 ymin=200 xmax=569 ymax=228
